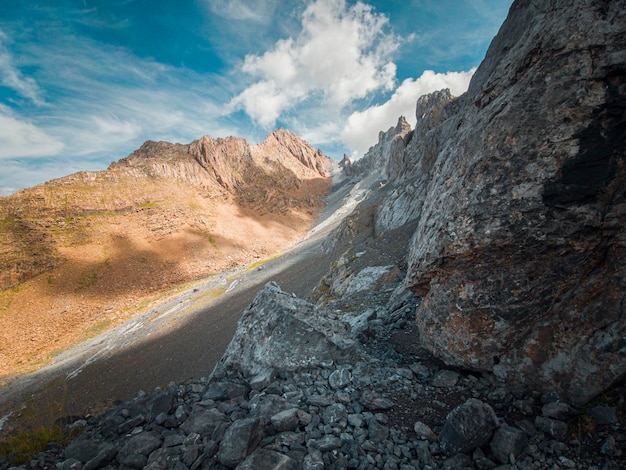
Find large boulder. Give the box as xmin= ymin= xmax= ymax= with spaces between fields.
xmin=211 ymin=282 xmax=358 ymax=379
xmin=396 ymin=0 xmax=625 ymax=404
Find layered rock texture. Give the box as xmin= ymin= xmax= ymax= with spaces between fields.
xmin=0 ymin=129 xmax=330 ymax=378
xmin=345 ymin=0 xmax=626 ymax=404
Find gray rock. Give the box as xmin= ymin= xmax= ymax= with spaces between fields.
xmin=271 ymin=408 xmax=300 ymax=432
xmin=117 ymin=432 xmax=161 ymax=462
xmin=323 ymin=403 xmax=348 ymax=428
xmin=249 ymin=368 xmax=276 ymax=391
xmin=362 ymin=392 xmax=394 ymax=410
xmin=413 ymin=421 xmax=438 ymax=442
xmin=398 ymin=0 xmax=626 ymax=405
xmin=236 ymin=448 xmax=298 ymax=470
xmin=63 ymin=439 xmax=102 ymax=463
xmin=212 ymin=282 xmax=358 ymax=378
xmin=541 ymin=402 xmax=579 ymax=420
xmin=588 ymin=406 xmax=618 ymax=425
xmin=432 ymin=370 xmax=460 ymax=388
xmin=203 ymin=381 xmax=250 ymax=401
xmin=217 ymin=418 xmax=263 ymax=468
xmin=534 ymin=416 xmax=568 ymax=440
xmin=438 ymin=399 xmax=499 ymax=456
xmin=489 ymin=424 xmax=528 ymax=464
xmin=309 ymin=435 xmax=342 ymax=452
xmin=181 ymin=408 xmax=226 ymax=436
xmin=329 ymin=368 xmax=351 ymax=389
xmin=83 ymin=443 xmax=117 ymax=470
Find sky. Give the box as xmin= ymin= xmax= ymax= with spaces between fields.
xmin=0 ymin=0 xmax=513 ymax=196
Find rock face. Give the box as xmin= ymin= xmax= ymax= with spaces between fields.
xmin=361 ymin=0 xmax=625 ymax=404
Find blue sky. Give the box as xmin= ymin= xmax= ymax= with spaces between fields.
xmin=0 ymin=0 xmax=512 ymax=196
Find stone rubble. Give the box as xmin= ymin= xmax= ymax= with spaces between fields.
xmin=1 ymin=283 xmax=623 ymax=470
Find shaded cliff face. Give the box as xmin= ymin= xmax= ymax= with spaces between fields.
xmin=0 ymin=130 xmax=330 ymax=379
xmin=357 ymin=0 xmax=624 ymax=404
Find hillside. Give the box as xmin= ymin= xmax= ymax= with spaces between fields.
xmin=0 ymin=129 xmax=331 ymax=379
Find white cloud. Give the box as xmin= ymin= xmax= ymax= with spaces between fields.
xmin=0 ymin=30 xmax=45 ymax=105
xmin=206 ymin=0 xmax=279 ymax=23
xmin=0 ymin=105 xmax=64 ymax=158
xmin=228 ymin=0 xmax=398 ymax=128
xmin=341 ymin=68 xmax=476 ymax=158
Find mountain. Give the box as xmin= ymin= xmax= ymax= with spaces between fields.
xmin=335 ymin=0 xmax=626 ymax=404
xmin=0 ymin=129 xmax=331 ymax=379
xmin=1 ymin=0 xmax=625 ymax=467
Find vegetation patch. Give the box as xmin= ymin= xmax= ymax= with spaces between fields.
xmin=244 ymin=251 xmax=284 ymax=273
xmin=0 ymin=426 xmax=80 ymax=465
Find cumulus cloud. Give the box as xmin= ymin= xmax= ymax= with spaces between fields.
xmin=228 ymin=0 xmax=398 ymax=128
xmin=0 ymin=105 xmax=64 ymax=158
xmin=341 ymin=68 xmax=476 ymax=158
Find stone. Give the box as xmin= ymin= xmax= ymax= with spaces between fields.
xmin=217 ymin=418 xmax=263 ymax=468
xmin=534 ymin=416 xmax=568 ymax=440
xmin=116 ymin=432 xmax=161 ymax=463
xmin=413 ymin=421 xmax=438 ymax=442
xmin=329 ymin=368 xmax=351 ymax=389
xmin=271 ymin=408 xmax=300 ymax=433
xmin=249 ymin=368 xmax=276 ymax=391
xmin=323 ymin=403 xmax=348 ymax=428
xmin=489 ymin=424 xmax=528 ymax=464
xmin=236 ymin=448 xmax=298 ymax=470
xmin=212 ymin=282 xmax=357 ymax=378
xmin=83 ymin=443 xmax=117 ymax=470
xmin=362 ymin=392 xmax=394 ymax=411
xmin=63 ymin=439 xmax=102 ymax=463
xmin=541 ymin=402 xmax=579 ymax=420
xmin=203 ymin=381 xmax=250 ymax=401
xmin=432 ymin=370 xmax=460 ymax=388
xmin=588 ymin=406 xmax=618 ymax=425
xmin=309 ymin=435 xmax=342 ymax=452
xmin=438 ymin=399 xmax=499 ymax=456
xmin=181 ymin=408 xmax=227 ymax=436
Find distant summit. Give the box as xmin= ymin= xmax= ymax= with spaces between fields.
xmin=0 ymin=129 xmax=331 ymax=378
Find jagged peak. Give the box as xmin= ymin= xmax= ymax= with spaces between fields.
xmin=415 ymin=88 xmax=454 ymax=121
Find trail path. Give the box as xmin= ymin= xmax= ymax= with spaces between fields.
xmin=0 ymin=165 xmax=373 ymax=427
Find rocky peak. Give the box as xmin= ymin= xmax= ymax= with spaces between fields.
xmin=349 ymin=116 xmax=413 ymax=181
xmin=253 ymin=127 xmax=331 ymax=179
xmin=415 ymin=88 xmax=453 ymax=122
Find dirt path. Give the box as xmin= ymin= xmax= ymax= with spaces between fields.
xmin=0 ymin=165 xmax=371 ymax=430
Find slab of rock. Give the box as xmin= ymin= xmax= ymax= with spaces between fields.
xmin=217 ymin=417 xmax=263 ymax=468
xmin=212 ymin=282 xmax=358 ymax=378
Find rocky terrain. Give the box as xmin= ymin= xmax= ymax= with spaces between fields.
xmin=1 ymin=0 xmax=625 ymax=468
xmin=0 ymin=129 xmax=331 ymax=379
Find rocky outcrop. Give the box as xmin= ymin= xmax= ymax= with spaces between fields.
xmin=253 ymin=128 xmax=330 ymax=179
xmin=367 ymin=0 xmax=626 ymax=404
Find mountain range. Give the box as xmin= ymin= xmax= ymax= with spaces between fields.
xmin=0 ymin=129 xmax=331 ymax=379
xmin=0 ymin=0 xmax=625 ymax=467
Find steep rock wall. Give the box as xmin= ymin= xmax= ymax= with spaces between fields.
xmin=386 ymin=0 xmax=625 ymax=404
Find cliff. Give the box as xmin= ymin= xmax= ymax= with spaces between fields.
xmin=341 ymin=0 xmax=625 ymax=404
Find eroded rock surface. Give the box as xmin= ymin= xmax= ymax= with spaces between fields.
xmin=351 ymin=0 xmax=626 ymax=404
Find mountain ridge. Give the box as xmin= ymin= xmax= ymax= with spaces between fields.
xmin=0 ymin=129 xmax=331 ymax=379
